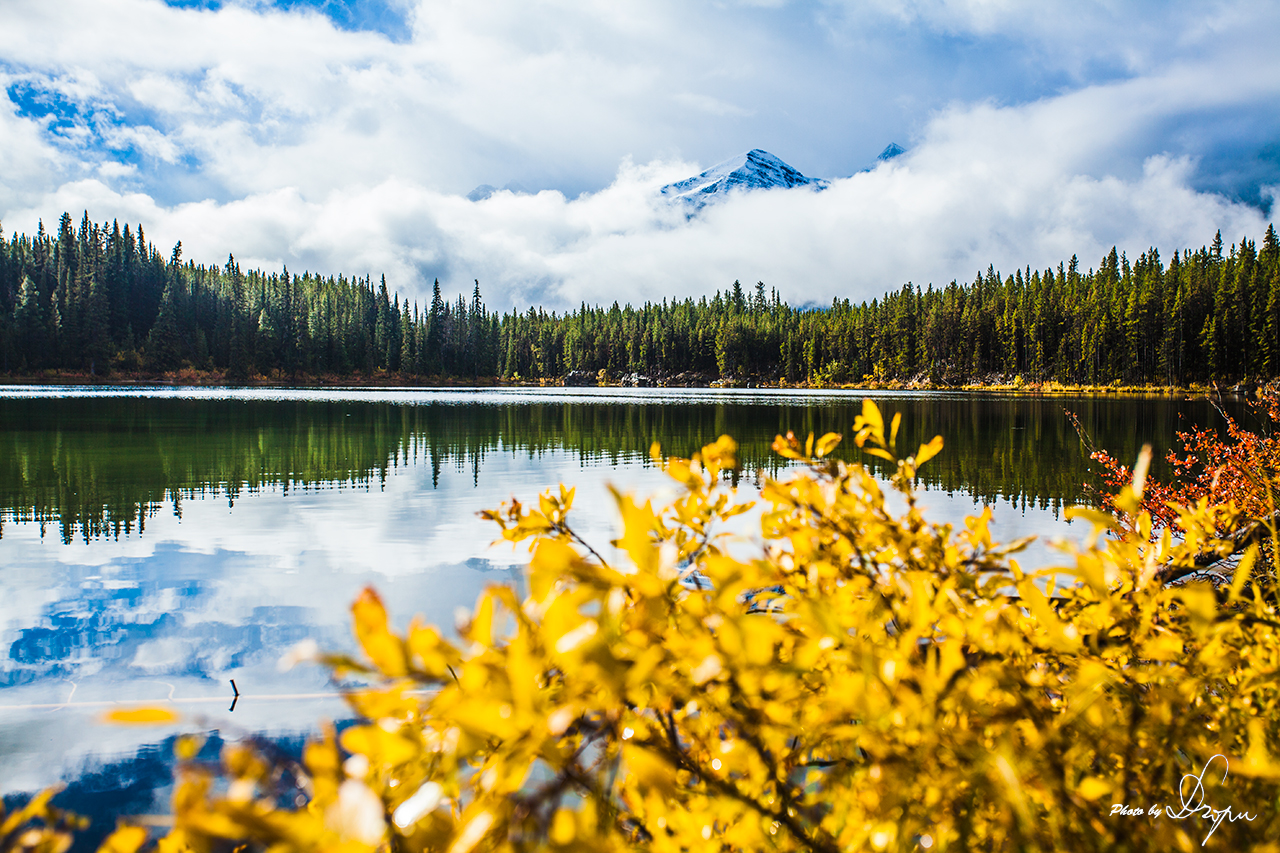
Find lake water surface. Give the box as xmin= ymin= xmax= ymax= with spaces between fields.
xmin=0 ymin=385 xmax=1249 ymax=837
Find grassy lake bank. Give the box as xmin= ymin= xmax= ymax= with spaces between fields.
xmin=0 ymin=367 xmax=1256 ymax=399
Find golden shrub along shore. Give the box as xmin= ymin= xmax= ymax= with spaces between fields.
xmin=7 ymin=401 xmax=1280 ymax=853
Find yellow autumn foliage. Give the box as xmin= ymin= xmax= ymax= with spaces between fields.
xmin=0 ymin=788 xmax=85 ymax=853
xmin=67 ymin=401 xmax=1280 ymax=852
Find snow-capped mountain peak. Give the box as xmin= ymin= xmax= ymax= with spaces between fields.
xmin=877 ymin=142 xmax=906 ymax=162
xmin=660 ymin=149 xmax=827 ymax=208
xmin=658 ymin=144 xmax=905 ymax=210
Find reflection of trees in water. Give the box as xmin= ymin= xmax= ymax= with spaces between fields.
xmin=484 ymin=396 xmax=1236 ymax=516
xmin=0 ymin=398 xmax=422 ymax=542
xmin=0 ymin=395 xmax=1242 ymax=542
xmin=873 ymin=396 xmax=1214 ymax=516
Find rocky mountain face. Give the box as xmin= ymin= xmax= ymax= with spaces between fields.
xmin=659 ymin=149 xmax=828 ymax=208
xmin=876 ymin=142 xmax=906 ymax=162
xmin=659 ymin=144 xmax=905 ymax=210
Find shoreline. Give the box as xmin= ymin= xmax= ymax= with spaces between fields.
xmin=0 ymin=369 xmax=1248 ymax=399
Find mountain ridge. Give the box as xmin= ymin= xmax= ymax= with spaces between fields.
xmin=659 ymin=148 xmax=828 ymax=207
xmin=464 ymin=144 xmax=907 ymax=207
xmin=660 ymin=144 xmax=905 ymax=209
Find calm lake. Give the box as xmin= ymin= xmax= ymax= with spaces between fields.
xmin=0 ymin=385 xmax=1250 ymax=838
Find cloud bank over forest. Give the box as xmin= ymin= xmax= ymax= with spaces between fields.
xmin=1 ymin=0 xmax=1277 ymax=309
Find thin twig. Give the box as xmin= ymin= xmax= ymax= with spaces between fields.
xmin=560 ymin=523 xmax=611 ymax=568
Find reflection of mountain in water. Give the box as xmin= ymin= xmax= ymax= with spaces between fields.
xmin=0 ymin=392 xmax=1240 ymax=543
xmin=2 ymin=731 xmax=311 ymax=853
xmin=2 ymin=545 xmax=315 ymax=686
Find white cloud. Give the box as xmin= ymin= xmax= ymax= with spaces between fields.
xmin=4 ymin=55 xmax=1275 ymax=313
xmin=0 ymin=82 xmax=67 ymax=212
xmin=96 ymin=161 xmax=136 ymax=180
xmin=834 ymin=0 xmax=1240 ymax=64
xmin=672 ymin=93 xmax=755 ymax=118
xmin=0 ymin=0 xmax=1276 ymax=308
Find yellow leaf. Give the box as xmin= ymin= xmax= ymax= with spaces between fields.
xmin=158 ymin=829 xmax=205 ymax=853
xmin=173 ymin=735 xmax=204 ymax=761
xmin=916 ymin=435 xmax=944 ymax=466
xmin=611 ymin=489 xmax=661 ymax=576
xmin=772 ymin=433 xmax=804 ymax=460
xmin=341 ymin=724 xmax=420 ymax=768
xmin=1113 ymin=485 xmax=1142 ymax=515
xmin=550 ymin=810 xmax=576 ymax=845
xmin=702 ymin=434 xmax=738 ymax=472
xmin=97 ymin=825 xmax=149 ymax=853
xmin=1076 ymin=777 xmax=1111 ymax=801
xmin=1229 ymin=544 xmax=1258 ymax=601
xmin=554 ymin=619 xmax=599 ymax=654
xmin=623 ymin=745 xmax=678 ymax=797
xmin=1131 ymin=443 xmax=1152 ymax=497
xmin=1238 ymin=719 xmax=1280 ymax=778
xmin=626 ymin=646 xmax=666 ymax=689
xmin=1177 ymin=585 xmax=1218 ymax=622
xmin=690 ymin=654 xmax=723 ymax=685
xmin=447 ymin=811 xmax=494 ymax=853
xmin=528 ymin=538 xmax=580 ymax=602
xmin=407 ymin=621 xmax=461 ymax=680
xmin=814 ymin=431 xmax=843 ymax=458
xmin=352 ymin=586 xmax=408 ymax=677
xmin=467 ymin=592 xmax=495 ymax=647
xmin=103 ymin=707 xmax=180 ymax=725
xmin=860 ymin=399 xmax=884 ymax=436
xmin=1141 ymin=633 xmax=1183 ymax=662
xmin=1064 ymin=506 xmax=1118 ymax=532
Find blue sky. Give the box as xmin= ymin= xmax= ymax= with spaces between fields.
xmin=1 ymin=0 xmax=1278 ymax=309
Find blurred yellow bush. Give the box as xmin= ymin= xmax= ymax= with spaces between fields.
xmin=48 ymin=401 xmax=1280 ymax=853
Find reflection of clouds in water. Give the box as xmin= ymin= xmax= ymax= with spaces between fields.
xmin=0 ymin=444 xmax=1079 ymax=675
xmin=907 ymin=486 xmax=1078 ymax=572
xmin=0 ymin=433 xmax=1079 ymax=799
xmin=0 ymin=448 xmax=675 ymax=794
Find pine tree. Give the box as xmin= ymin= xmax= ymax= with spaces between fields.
xmin=426 ymin=279 xmax=444 ymax=375
xmin=13 ymin=276 xmax=47 ymax=369
xmin=225 ymin=255 xmax=251 ymax=382
xmin=375 ymin=274 xmax=392 ymax=370
xmin=400 ymin=299 xmax=414 ymax=375
xmin=469 ymin=280 xmax=485 ymax=378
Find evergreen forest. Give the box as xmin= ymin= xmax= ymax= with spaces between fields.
xmin=1 ymin=212 xmax=1277 ymax=386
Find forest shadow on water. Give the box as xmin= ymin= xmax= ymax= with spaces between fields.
xmin=0 ymin=387 xmax=1248 ymax=543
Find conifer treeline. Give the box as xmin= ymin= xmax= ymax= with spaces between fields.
xmin=0 ymin=212 xmax=498 ymax=380
xmin=1 ymin=212 xmax=1277 ymax=385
